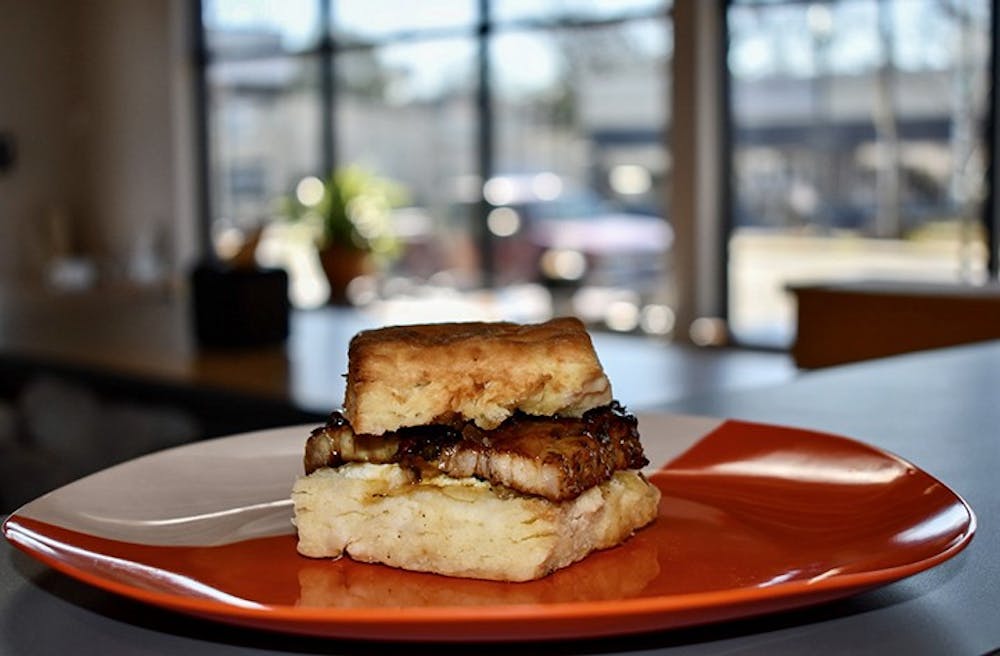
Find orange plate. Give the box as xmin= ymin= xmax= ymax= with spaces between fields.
xmin=2 ymin=415 xmax=976 ymax=642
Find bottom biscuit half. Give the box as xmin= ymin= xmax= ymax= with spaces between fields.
xmin=291 ymin=463 xmax=661 ymax=582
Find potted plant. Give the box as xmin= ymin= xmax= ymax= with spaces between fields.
xmin=284 ymin=166 xmax=406 ymax=304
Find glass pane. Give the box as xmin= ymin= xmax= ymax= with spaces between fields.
xmin=203 ymin=0 xmax=322 ymax=56
xmin=491 ymin=18 xmax=674 ymax=333
xmin=728 ymin=0 xmax=991 ymax=346
xmin=206 ymin=56 xmax=322 ymax=236
xmin=333 ymin=0 xmax=476 ymax=43
xmin=494 ymin=0 xmax=669 ymax=24
xmin=336 ymin=38 xmax=480 ymax=289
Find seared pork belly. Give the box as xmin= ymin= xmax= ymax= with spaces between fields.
xmin=303 ymin=402 xmax=648 ymax=502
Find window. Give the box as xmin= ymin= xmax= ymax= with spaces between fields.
xmin=198 ymin=0 xmax=673 ymax=329
xmin=727 ymin=0 xmax=992 ymax=346
xmin=198 ymin=1 xmax=994 ymax=344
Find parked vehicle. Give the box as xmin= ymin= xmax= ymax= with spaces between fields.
xmin=482 ymin=174 xmax=673 ymax=294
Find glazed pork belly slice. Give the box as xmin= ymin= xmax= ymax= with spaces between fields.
xmin=304 ymin=402 xmax=649 ymax=502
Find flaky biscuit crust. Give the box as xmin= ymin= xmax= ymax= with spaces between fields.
xmin=343 ymin=317 xmax=612 ymax=435
xmin=292 ymin=463 xmax=661 ymax=582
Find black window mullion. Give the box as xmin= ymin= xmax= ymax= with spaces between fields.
xmin=720 ymin=0 xmax=734 ymax=331
xmin=192 ymin=0 xmax=214 ymax=262
xmin=320 ymin=0 xmax=335 ymax=175
xmin=988 ymin=0 xmax=999 ymax=278
xmin=477 ymin=0 xmax=496 ymax=286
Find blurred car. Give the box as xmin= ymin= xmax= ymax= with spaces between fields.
xmin=482 ymin=174 xmax=673 ymax=293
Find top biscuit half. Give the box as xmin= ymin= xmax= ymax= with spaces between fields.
xmin=342 ymin=317 xmax=613 ymax=435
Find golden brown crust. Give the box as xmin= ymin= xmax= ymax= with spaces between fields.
xmin=343 ymin=317 xmax=612 ymax=435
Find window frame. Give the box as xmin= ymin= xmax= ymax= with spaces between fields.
xmin=192 ymin=0 xmax=672 ymax=286
xmin=191 ymin=0 xmax=998 ymax=345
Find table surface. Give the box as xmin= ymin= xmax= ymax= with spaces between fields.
xmin=3 ymin=338 xmax=998 ymax=654
xmin=0 ymin=287 xmax=795 ymax=414
xmin=0 ymin=342 xmax=1000 ymax=654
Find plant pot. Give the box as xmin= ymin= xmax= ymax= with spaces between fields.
xmin=318 ymin=245 xmax=371 ymax=305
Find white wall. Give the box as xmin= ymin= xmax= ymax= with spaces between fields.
xmin=0 ymin=0 xmax=195 ymax=288
xmin=0 ymin=2 xmax=81 ymax=282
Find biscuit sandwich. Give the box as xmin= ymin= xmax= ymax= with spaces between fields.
xmin=291 ymin=317 xmax=661 ymax=582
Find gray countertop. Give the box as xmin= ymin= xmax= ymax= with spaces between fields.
xmin=3 ymin=341 xmax=998 ymax=655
